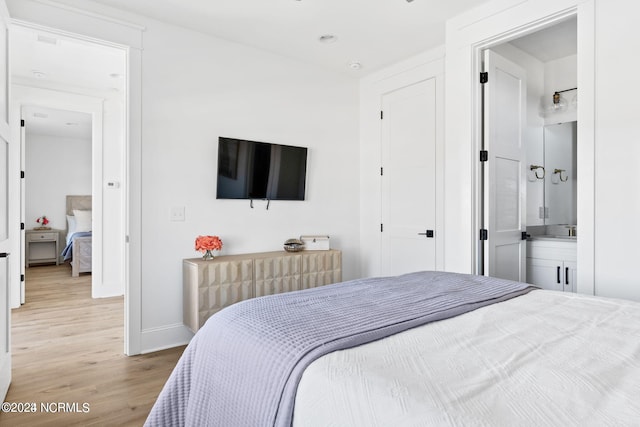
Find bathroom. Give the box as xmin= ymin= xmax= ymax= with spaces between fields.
xmin=491 ymin=17 xmax=577 ymax=291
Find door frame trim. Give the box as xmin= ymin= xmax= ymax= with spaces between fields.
xmin=8 ymin=17 xmax=142 ymax=354
xmin=471 ymin=7 xmax=593 ymax=275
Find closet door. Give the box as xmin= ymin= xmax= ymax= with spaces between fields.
xmin=381 ymin=78 xmax=438 ymax=276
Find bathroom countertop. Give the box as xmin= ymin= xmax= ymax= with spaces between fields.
xmin=529 ymin=235 xmax=577 ymax=242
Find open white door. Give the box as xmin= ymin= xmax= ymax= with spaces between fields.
xmin=381 ymin=78 xmax=438 ymax=275
xmin=0 ymin=0 xmax=11 ymax=401
xmin=482 ymin=49 xmax=527 ymax=282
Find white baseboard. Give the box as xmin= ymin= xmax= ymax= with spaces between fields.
xmin=140 ymin=323 xmax=194 ymax=354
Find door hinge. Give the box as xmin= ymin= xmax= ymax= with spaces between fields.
xmin=522 ymin=231 xmax=529 ymax=240
xmin=20 ymin=222 xmax=25 ymax=230
xmin=480 ymin=150 xmax=488 ymax=162
xmin=380 ymin=167 xmax=383 ymax=176
xmin=21 ymin=274 xmax=24 ymax=282
xmin=20 ymin=171 xmax=25 ymax=179
xmin=20 ymin=119 xmax=25 ymax=127
xmin=380 ymin=110 xmax=384 ymax=120
xmin=479 ymin=229 xmax=488 ymax=241
xmin=480 ymin=72 xmax=488 ymax=84
xmin=380 ymin=224 xmax=384 ymax=232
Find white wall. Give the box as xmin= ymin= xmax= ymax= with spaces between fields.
xmin=8 ymin=0 xmax=361 ymax=352
xmin=593 ymin=0 xmax=640 ymax=300
xmin=544 ymin=54 xmax=578 ymax=125
xmin=138 ymin=19 xmax=360 ymax=350
xmin=25 ymin=133 xmax=91 ymax=232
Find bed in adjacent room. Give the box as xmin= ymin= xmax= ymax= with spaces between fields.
xmin=145 ymin=271 xmax=640 ymax=427
xmin=61 ymin=195 xmax=92 ymax=277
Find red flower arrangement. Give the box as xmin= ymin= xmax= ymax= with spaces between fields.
xmin=195 ymin=235 xmax=223 ymax=253
xmin=36 ymin=216 xmax=50 ymax=227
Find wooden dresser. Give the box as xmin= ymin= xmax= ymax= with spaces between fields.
xmin=183 ymin=249 xmax=342 ymax=332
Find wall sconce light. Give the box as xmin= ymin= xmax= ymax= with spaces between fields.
xmin=552 ymin=91 xmax=567 ymax=112
xmin=542 ymin=87 xmax=577 ymax=117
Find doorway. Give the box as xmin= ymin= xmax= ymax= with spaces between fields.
xmin=477 ymin=16 xmax=578 ymax=283
xmin=22 ymin=106 xmax=92 ymax=292
xmin=10 ymin=23 xmax=128 ymax=341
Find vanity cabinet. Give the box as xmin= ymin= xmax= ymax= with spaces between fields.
xmin=183 ymin=250 xmax=342 ymax=332
xmin=526 ymin=239 xmax=576 ymax=292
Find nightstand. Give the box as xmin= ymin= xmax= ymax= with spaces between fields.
xmin=26 ymin=229 xmax=60 ymax=267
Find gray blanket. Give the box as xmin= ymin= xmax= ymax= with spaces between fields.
xmin=145 ymin=271 xmax=536 ymax=427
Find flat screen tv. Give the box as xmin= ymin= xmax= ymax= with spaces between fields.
xmin=216 ymin=137 xmax=308 ymax=201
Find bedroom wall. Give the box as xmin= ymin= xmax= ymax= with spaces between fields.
xmin=592 ymin=0 xmax=640 ymax=300
xmin=7 ymin=0 xmax=361 ymax=352
xmin=139 ymin=19 xmax=360 ymax=350
xmin=25 ymin=133 xmax=91 ymax=232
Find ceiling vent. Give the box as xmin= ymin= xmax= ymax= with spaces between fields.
xmin=37 ymin=34 xmax=58 ymax=45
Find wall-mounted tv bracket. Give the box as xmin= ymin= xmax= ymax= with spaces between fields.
xmin=249 ymin=199 xmax=271 ymax=210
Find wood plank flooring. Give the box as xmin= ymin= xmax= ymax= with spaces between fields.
xmin=0 ymin=264 xmax=185 ymax=426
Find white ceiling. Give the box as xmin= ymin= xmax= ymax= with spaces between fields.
xmin=67 ymin=0 xmax=493 ymax=75
xmin=509 ymin=17 xmax=577 ymax=62
xmin=11 ymin=1 xmax=577 ymax=138
xmin=11 ymin=24 xmax=126 ymax=93
xmin=11 ymin=24 xmax=125 ymax=139
xmin=23 ymin=106 xmax=92 ymax=139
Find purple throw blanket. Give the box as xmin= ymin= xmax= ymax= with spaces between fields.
xmin=145 ymin=271 xmax=536 ymax=427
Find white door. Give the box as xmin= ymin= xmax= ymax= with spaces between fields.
xmin=381 ymin=78 xmax=437 ymax=275
xmin=0 ymin=0 xmax=11 ymax=401
xmin=483 ymin=50 xmax=527 ymax=282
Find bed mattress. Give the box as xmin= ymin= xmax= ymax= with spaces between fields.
xmin=293 ymin=290 xmax=640 ymax=426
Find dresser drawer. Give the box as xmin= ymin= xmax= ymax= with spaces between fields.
xmin=27 ymin=232 xmax=57 ymax=241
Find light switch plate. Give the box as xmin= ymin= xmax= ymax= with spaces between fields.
xmin=170 ymin=206 xmax=185 ymax=222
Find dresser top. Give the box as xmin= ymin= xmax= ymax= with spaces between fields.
xmin=184 ymin=249 xmax=340 ymax=265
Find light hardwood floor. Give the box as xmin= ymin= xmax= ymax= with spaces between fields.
xmin=0 ymin=264 xmax=185 ymax=426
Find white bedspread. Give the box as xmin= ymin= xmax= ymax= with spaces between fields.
xmin=293 ymin=290 xmax=640 ymax=426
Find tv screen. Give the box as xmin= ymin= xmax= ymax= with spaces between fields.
xmin=216 ymin=137 xmax=308 ymax=200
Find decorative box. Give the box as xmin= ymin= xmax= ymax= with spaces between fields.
xmin=300 ymin=235 xmax=330 ymax=250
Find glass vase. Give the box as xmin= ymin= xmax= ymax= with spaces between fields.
xmin=202 ymin=249 xmax=215 ymax=260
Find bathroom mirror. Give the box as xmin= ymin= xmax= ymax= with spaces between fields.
xmin=544 ymin=121 xmax=577 ymax=225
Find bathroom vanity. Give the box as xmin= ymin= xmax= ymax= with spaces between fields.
xmin=526 ymin=236 xmax=576 ymax=292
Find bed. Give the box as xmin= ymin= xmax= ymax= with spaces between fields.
xmin=145 ymin=271 xmax=640 ymax=426
xmin=60 ymin=195 xmax=92 ymax=277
